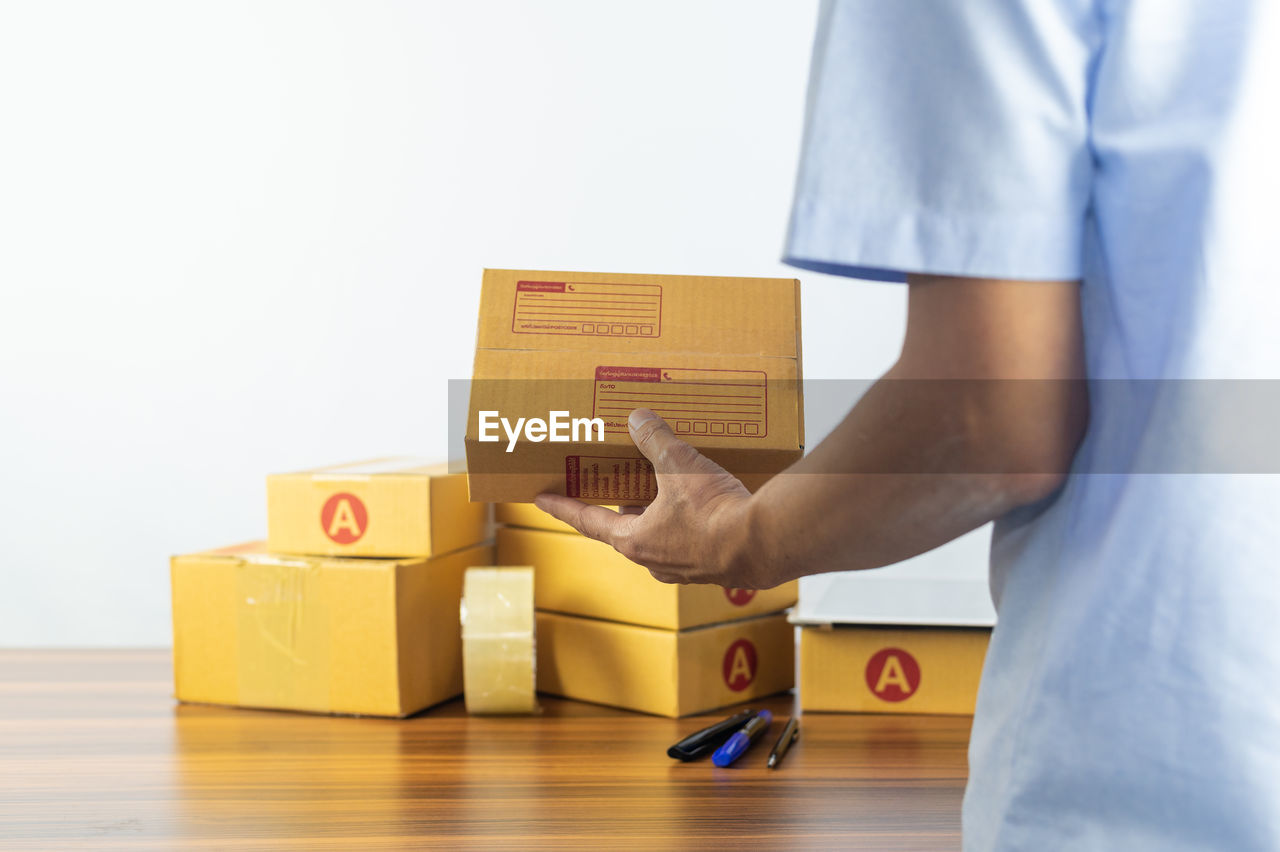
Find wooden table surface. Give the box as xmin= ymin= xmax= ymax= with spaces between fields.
xmin=1 ymin=650 xmax=971 ymax=850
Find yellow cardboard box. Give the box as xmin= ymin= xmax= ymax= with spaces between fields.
xmin=170 ymin=541 xmax=494 ymax=717
xmin=536 ymin=611 xmax=794 ymax=717
xmin=466 ymin=269 xmax=804 ymax=504
xmin=495 ymin=501 xmax=588 ymax=534
xmin=267 ymin=458 xmax=488 ymax=558
xmin=497 ymin=526 xmax=797 ymax=630
xmin=799 ymin=624 xmax=990 ymax=715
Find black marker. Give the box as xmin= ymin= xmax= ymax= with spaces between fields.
xmin=667 ymin=709 xmax=757 ymax=761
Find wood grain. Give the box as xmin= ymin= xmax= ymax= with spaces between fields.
xmin=0 ymin=650 xmax=970 ymax=850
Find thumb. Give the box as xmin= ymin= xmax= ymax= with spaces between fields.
xmin=628 ymin=408 xmax=703 ymax=475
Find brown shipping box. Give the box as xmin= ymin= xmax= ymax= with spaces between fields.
xmin=799 ymin=624 xmax=990 ymax=715
xmin=171 ymin=541 xmax=494 ymax=717
xmin=466 ymin=269 xmax=804 ymax=504
xmin=498 ymin=526 xmax=796 ymax=630
xmin=495 ymin=501 xmax=584 ymax=534
xmin=536 ymin=611 xmax=794 ymax=717
xmin=267 ymin=459 xmax=488 ymax=558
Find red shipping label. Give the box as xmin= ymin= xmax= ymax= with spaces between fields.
xmin=512 ymin=281 xmax=662 ymax=338
xmin=592 ymin=366 xmax=768 ymax=437
xmin=566 ymin=455 xmax=657 ymax=501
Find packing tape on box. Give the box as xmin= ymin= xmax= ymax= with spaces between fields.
xmin=236 ymin=555 xmax=334 ymax=713
xmin=460 ymin=566 xmax=538 ymax=714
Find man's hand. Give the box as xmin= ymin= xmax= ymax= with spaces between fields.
xmin=534 ymin=408 xmax=770 ymax=588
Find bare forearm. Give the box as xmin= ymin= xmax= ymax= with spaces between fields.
xmin=740 ymin=365 xmax=1086 ymax=585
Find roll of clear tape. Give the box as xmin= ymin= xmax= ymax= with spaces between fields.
xmin=461 ymin=566 xmax=538 ymax=714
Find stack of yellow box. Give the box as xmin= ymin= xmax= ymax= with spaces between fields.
xmin=494 ymin=502 xmax=797 ymax=718
xmin=169 ymin=459 xmax=492 ymax=718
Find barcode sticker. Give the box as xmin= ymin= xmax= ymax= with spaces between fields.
xmin=566 ymin=455 xmax=657 ymax=501
xmin=592 ymin=366 xmax=768 ymax=438
xmin=512 ymin=281 xmax=662 ymax=338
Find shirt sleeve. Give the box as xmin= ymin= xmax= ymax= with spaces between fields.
xmin=784 ymin=0 xmax=1098 ymax=283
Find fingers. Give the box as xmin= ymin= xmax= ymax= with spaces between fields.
xmin=627 ymin=408 xmax=702 ymax=475
xmin=533 ymin=493 xmax=628 ymax=545
xmin=648 ymin=567 xmax=683 ymax=585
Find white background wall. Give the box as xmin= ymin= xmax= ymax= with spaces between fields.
xmin=0 ymin=0 xmax=985 ymax=646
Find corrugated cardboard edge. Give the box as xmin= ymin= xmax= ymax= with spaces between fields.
xmin=793 ymin=278 xmax=805 ymax=450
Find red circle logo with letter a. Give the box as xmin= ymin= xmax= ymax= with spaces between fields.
xmin=864 ymin=647 xmax=920 ymax=702
xmin=320 ymin=493 xmax=368 ymax=544
xmin=723 ymin=587 xmax=756 ymax=606
xmin=722 ymin=639 xmax=758 ymax=692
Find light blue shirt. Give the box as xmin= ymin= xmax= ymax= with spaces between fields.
xmin=786 ymin=1 xmax=1280 ymax=848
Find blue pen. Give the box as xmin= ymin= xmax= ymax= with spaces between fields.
xmin=711 ymin=709 xmax=772 ymax=767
